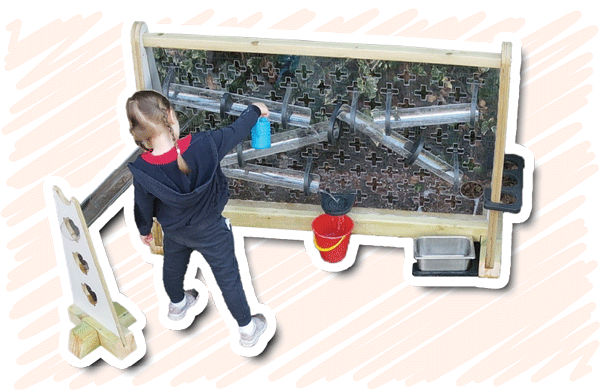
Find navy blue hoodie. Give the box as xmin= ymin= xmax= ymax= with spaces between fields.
xmin=128 ymin=105 xmax=261 ymax=236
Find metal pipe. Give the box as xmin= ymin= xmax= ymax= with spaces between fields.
xmin=80 ymin=149 xmax=141 ymax=226
xmin=220 ymin=123 xmax=329 ymax=166
xmin=371 ymin=103 xmax=477 ymax=129
xmin=221 ymin=164 xmax=320 ymax=194
xmin=336 ymin=104 xmax=461 ymax=184
xmin=167 ymin=83 xmax=312 ymax=128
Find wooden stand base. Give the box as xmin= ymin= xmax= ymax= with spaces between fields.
xmin=68 ymin=303 xmax=137 ymax=360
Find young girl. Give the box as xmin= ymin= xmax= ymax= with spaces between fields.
xmin=126 ymin=89 xmax=269 ymax=348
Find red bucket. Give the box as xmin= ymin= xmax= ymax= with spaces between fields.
xmin=311 ymin=214 xmax=354 ymax=263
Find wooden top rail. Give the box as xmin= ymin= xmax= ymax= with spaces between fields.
xmin=141 ymin=30 xmax=502 ymax=69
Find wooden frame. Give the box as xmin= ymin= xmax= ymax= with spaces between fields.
xmin=130 ymin=22 xmax=513 ymax=279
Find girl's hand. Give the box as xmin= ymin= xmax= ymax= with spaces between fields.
xmin=252 ymin=102 xmax=269 ymax=118
xmin=140 ymin=234 xmax=153 ymax=246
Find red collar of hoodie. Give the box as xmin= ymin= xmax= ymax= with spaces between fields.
xmin=141 ymin=134 xmax=192 ymax=165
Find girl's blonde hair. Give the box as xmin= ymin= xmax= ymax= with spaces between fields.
xmin=126 ymin=90 xmax=191 ymax=174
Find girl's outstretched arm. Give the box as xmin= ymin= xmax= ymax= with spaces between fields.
xmin=213 ymin=103 xmax=269 ymax=160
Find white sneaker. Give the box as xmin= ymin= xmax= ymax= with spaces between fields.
xmin=168 ymin=290 xmax=198 ymax=321
xmin=239 ymin=314 xmax=267 ymax=348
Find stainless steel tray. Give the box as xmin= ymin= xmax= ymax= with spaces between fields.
xmin=414 ymin=236 xmax=475 ymax=271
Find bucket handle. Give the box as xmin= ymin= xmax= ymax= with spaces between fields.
xmin=313 ymin=235 xmax=346 ymax=252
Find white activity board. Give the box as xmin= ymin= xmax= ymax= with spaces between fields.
xmin=52 ymin=186 xmax=126 ymax=344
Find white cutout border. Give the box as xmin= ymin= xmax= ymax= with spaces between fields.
xmin=44 ymin=25 xmax=532 ymax=368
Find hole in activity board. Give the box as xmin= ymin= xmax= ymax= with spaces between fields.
xmin=61 ymin=217 xmax=80 ymax=241
xmin=82 ymin=283 xmax=98 ymax=306
xmin=73 ymin=252 xmax=89 ymax=275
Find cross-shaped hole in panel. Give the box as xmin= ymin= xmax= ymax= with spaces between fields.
xmin=260 ymin=184 xmax=274 ymax=197
xmin=330 ymin=66 xmax=348 ymax=82
xmin=444 ymin=195 xmax=462 ymax=209
xmin=431 ymin=127 xmax=449 ymax=144
xmin=414 ymin=84 xmax=433 ymax=101
xmin=413 ymin=192 xmax=432 ymax=208
xmin=382 ymin=191 xmax=399 ymax=205
xmin=380 ymin=166 xmax=399 ymax=179
xmin=216 ymin=73 xmax=231 ymax=89
xmin=262 ymin=62 xmax=280 ymax=83
xmin=194 ymin=58 xmax=214 ymax=75
xmin=246 ymin=74 xmax=265 ymax=91
xmin=333 ymin=150 xmax=351 ymax=165
xmin=354 ymin=189 xmax=368 ymax=204
xmin=267 ymin=90 xmax=282 ymax=102
xmin=412 ymin=168 xmax=431 ymax=182
xmin=334 ymin=175 xmax=352 ymax=189
xmin=298 ymin=92 xmax=315 ymax=107
xmin=301 ymin=148 xmax=319 ymax=160
xmin=465 ymin=129 xmax=482 ymax=146
xmin=462 ymin=157 xmax=480 ymax=172
xmin=399 ymin=69 xmax=416 ymax=86
xmin=366 ymin=152 xmax=383 ymax=167
xmin=228 ymin=179 xmax=245 ymax=196
xmin=348 ymin=138 xmax=367 ymax=153
xmin=278 ymin=77 xmax=298 ymax=89
xmin=228 ymin=60 xmax=247 ymax=76
xmin=295 ymin=64 xmax=314 ymax=80
xmin=289 ymin=189 xmax=302 ymax=200
xmin=317 ymin=161 xmax=335 ymax=175
xmin=350 ymin=164 xmax=367 ymax=177
xmin=366 ymin=176 xmax=382 ymax=191
xmin=287 ymin=159 xmax=304 ymax=171
xmin=449 ymin=86 xmax=468 ymax=103
xmin=398 ymin=98 xmax=415 ymax=108
xmin=363 ymin=99 xmax=382 ymax=110
xmin=313 ymin=80 xmax=331 ymax=96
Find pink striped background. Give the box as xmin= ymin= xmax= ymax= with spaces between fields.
xmin=2 ymin=3 xmax=598 ymax=389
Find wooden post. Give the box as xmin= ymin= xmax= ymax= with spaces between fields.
xmin=131 ymin=21 xmax=148 ymax=90
xmin=482 ymin=42 xmax=512 ymax=276
xmin=131 ymin=21 xmax=161 ymax=91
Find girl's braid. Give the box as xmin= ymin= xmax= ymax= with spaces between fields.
xmin=161 ymin=104 xmax=191 ymax=175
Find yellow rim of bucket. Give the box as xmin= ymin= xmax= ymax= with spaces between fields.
xmin=313 ymin=235 xmax=347 ymax=252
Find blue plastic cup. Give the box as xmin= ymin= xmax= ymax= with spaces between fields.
xmin=251 ymin=117 xmax=271 ymax=149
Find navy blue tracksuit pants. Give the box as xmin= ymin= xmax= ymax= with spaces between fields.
xmin=161 ymin=215 xmax=252 ymax=327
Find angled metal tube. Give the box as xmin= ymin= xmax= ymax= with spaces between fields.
xmin=221 ymin=122 xmax=328 ymax=166
xmin=336 ymin=104 xmax=461 ymax=184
